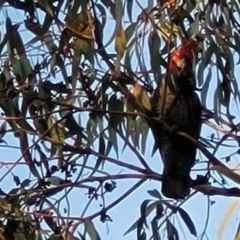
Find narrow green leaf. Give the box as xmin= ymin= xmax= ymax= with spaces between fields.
xmin=20 ymin=56 xmax=32 ymax=79
xmin=197 ymin=45 xmax=214 ymax=86
xmin=84 ymin=218 xmax=101 ymax=240
xmin=166 ymin=220 xmax=179 ymax=240
xmin=93 ymin=134 xmax=106 ymax=173
xmin=139 ymin=231 xmax=146 ymax=240
xmin=124 ymin=48 xmax=133 ymax=75
xmin=220 ymin=77 xmax=231 ymax=108
xmin=0 ymin=33 xmax=7 ymax=55
xmin=49 ymin=53 xmax=57 ymax=78
xmin=178 ymin=207 xmax=197 ymax=237
xmin=11 ymin=58 xmax=22 ymax=77
xmin=201 ymin=68 xmax=211 ymax=108
xmin=38 ymin=0 xmax=54 ymax=17
xmin=232 ymin=77 xmax=240 ymax=106
xmin=115 ymin=25 xmax=126 ymax=59
xmin=151 ymin=216 xmax=161 ymax=240
xmin=58 ymin=94 xmax=77 ymax=119
xmin=59 ymin=28 xmax=72 ymax=54
xmin=134 ymin=117 xmax=141 ymax=150
xmin=19 ymin=131 xmax=40 ymax=178
xmin=0 ymin=121 xmax=7 ymax=139
xmin=6 ymin=17 xmax=25 ymax=58
xmin=126 ymin=0 xmax=133 ymax=22
xmin=72 ymin=47 xmax=82 ymax=91
xmin=48 ymin=116 xmax=65 ymax=145
xmin=86 ymin=119 xmax=94 ymax=143
xmin=78 ymin=231 xmax=87 ymax=240
xmin=151 ymin=141 xmax=158 ymax=157
xmin=187 ymin=15 xmax=199 ymax=37
xmin=95 ymin=4 xmax=107 ymax=29
xmin=185 ymin=0 xmax=197 ymax=12
xmin=214 ymin=84 xmax=221 ymax=118
xmin=215 ymin=52 xmax=227 ymax=79
xmin=140 ymin=199 xmax=152 ymax=229
xmin=35 ymin=144 xmax=49 ymax=173
xmin=155 ymin=202 xmax=164 ymax=219
xmin=147 ymin=0 xmax=153 ymax=11
xmin=137 ymin=219 xmax=144 ymax=240
xmin=110 ymin=127 xmax=119 ymax=158
xmin=222 ymin=6 xmax=231 ymax=36
xmin=147 ymin=189 xmax=162 ymax=199
xmin=140 ymin=119 xmax=149 ymax=155
xmin=101 ymin=0 xmax=116 ymax=19
xmin=125 ymin=22 xmax=137 ymax=44
xmin=234 ymin=33 xmax=240 ymax=64
xmin=124 ymin=201 xmax=156 ymax=236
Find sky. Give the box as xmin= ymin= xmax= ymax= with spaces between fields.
xmin=0 ymin=1 xmax=240 ymax=240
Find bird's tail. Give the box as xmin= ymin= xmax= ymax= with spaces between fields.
xmin=160 ymin=134 xmax=194 ymax=199
xmin=161 ymin=175 xmax=190 ymax=199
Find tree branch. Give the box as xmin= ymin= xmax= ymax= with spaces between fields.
xmin=194 ymin=185 xmax=240 ymax=197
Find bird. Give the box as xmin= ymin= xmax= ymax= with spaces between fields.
xmin=151 ymin=49 xmax=202 ymax=199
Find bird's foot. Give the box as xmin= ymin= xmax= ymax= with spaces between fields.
xmin=169 ymin=126 xmax=178 ymax=135
xmin=190 ymin=175 xmax=209 ymax=187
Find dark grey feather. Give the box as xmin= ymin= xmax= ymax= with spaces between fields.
xmin=151 ymin=74 xmax=202 ymax=199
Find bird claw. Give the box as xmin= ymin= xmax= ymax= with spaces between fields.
xmin=169 ymin=126 xmax=178 ymax=135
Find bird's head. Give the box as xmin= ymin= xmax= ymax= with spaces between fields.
xmin=169 ymin=38 xmax=200 ymax=75
xmin=168 ymin=38 xmax=200 ymax=92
